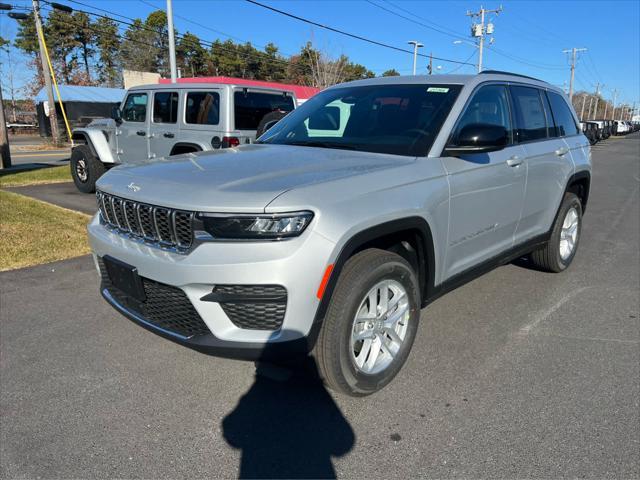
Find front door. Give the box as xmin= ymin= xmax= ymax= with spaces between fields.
xmin=148 ymin=90 xmax=180 ymax=159
xmin=440 ymin=83 xmax=527 ymax=279
xmin=118 ymin=91 xmax=149 ymax=163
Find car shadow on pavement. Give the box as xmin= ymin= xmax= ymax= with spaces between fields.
xmin=222 ymin=354 xmax=355 ymax=479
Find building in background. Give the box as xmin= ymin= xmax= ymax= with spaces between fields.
xmin=35 ymin=85 xmax=125 ymax=138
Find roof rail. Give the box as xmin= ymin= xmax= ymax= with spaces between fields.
xmin=479 ymin=70 xmax=544 ymax=83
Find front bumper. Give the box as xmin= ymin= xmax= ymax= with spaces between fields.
xmin=88 ymin=214 xmax=337 ymax=358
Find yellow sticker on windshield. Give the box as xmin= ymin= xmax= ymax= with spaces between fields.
xmin=427 ymin=87 xmax=450 ymax=93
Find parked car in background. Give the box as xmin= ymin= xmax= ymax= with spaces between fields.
xmin=70 ymin=82 xmax=297 ymax=192
xmin=614 ymin=120 xmax=629 ymax=135
xmin=89 ymin=71 xmax=591 ymax=396
xmin=581 ymin=121 xmax=598 ymax=145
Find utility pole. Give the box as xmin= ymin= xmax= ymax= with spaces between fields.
xmin=33 ymin=0 xmax=60 ymax=143
xmin=0 ymin=83 xmax=11 ymax=169
xmin=166 ymin=0 xmax=177 ymax=83
xmin=407 ymin=40 xmax=424 ymax=75
xmin=631 ymin=102 xmax=636 ymax=121
xmin=592 ymin=82 xmax=601 ymax=119
xmin=562 ymin=47 xmax=587 ymax=101
xmin=611 ymin=88 xmax=618 ymax=119
xmin=467 ymin=5 xmax=502 ymax=73
xmin=428 ymin=52 xmax=433 ymax=75
xmin=580 ymin=94 xmax=587 ymax=121
xmin=587 ymin=96 xmax=593 ymax=119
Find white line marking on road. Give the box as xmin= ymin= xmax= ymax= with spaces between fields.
xmin=532 ymin=332 xmax=639 ymax=345
xmin=519 ymin=286 xmax=592 ymax=335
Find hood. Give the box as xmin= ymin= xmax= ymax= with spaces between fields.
xmin=96 ymin=144 xmax=415 ymax=212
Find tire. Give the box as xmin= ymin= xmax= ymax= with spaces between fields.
xmin=70 ymin=144 xmax=105 ymax=193
xmin=255 ymin=111 xmax=288 ymax=138
xmin=530 ymin=193 xmax=582 ymax=273
xmin=313 ymin=248 xmax=420 ymax=396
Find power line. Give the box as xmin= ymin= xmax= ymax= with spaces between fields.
xmin=244 ymin=0 xmax=474 ymax=65
xmin=382 ymin=0 xmax=466 ymax=39
xmin=486 ymin=45 xmax=567 ymax=70
xmin=364 ymin=0 xmax=465 ymax=41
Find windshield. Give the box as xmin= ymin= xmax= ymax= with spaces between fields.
xmin=257 ymin=83 xmax=462 ymax=157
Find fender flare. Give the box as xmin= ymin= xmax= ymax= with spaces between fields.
xmin=71 ymin=129 xmax=117 ymax=163
xmin=565 ymin=170 xmax=591 ymax=212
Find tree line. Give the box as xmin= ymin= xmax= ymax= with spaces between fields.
xmin=10 ymin=9 xmax=404 ymax=95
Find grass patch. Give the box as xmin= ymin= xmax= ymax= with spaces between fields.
xmin=0 ymin=165 xmax=72 ymax=187
xmin=0 ymin=190 xmax=91 ymax=271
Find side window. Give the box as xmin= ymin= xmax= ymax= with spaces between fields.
xmin=510 ymin=86 xmax=547 ymax=142
xmin=185 ymin=92 xmax=220 ymax=125
xmin=547 ymin=91 xmax=580 ymax=137
xmin=453 ymin=84 xmax=513 ymax=143
xmin=122 ymin=93 xmax=148 ymax=122
xmin=153 ymin=91 xmax=178 ymax=124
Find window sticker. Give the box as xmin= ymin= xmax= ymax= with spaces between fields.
xmin=427 ymin=87 xmax=450 ymax=93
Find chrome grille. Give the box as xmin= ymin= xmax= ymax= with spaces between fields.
xmin=96 ymin=191 xmax=194 ymax=253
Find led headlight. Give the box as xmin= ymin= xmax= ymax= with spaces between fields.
xmin=200 ymin=211 xmax=314 ymax=240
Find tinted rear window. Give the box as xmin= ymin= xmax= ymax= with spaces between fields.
xmin=234 ymin=91 xmax=295 ymax=130
xmin=547 ymin=91 xmax=580 ymax=137
xmin=510 ymin=86 xmax=547 ymax=142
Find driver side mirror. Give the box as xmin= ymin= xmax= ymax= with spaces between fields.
xmin=445 ymin=123 xmax=508 ymax=156
xmin=111 ymin=106 xmax=122 ymax=125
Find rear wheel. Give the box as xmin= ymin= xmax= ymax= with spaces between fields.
xmin=70 ymin=144 xmax=105 ymax=193
xmin=530 ymin=193 xmax=582 ymax=272
xmin=313 ymin=249 xmax=420 ymax=396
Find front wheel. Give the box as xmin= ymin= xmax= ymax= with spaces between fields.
xmin=70 ymin=145 xmax=105 ymax=193
xmin=313 ymin=249 xmax=420 ymax=396
xmin=530 ymin=192 xmax=582 ymax=272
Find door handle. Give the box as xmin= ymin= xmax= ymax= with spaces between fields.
xmin=163 ymin=132 xmax=175 ymax=138
xmin=555 ymin=146 xmax=569 ymax=156
xmin=136 ymin=130 xmax=146 ymax=136
xmin=506 ymin=155 xmax=523 ymax=167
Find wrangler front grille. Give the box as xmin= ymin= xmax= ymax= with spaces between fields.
xmin=97 ymin=191 xmax=194 ymax=252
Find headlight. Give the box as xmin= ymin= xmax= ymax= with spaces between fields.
xmin=199 ymin=211 xmax=314 ymax=240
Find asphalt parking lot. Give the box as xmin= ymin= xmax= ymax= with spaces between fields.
xmin=1 ymin=134 xmax=638 ymax=478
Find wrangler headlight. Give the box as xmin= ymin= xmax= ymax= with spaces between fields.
xmin=199 ymin=211 xmax=314 ymax=240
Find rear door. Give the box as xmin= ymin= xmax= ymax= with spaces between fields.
xmin=117 ymin=91 xmax=150 ymax=162
xmin=148 ymin=90 xmax=180 ymax=159
xmin=513 ymin=86 xmax=577 ymax=242
xmin=440 ymin=83 xmax=527 ymax=278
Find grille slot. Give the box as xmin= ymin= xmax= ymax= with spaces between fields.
xmin=99 ymin=259 xmax=210 ymax=338
xmin=96 ymin=191 xmax=194 ymax=253
xmin=213 ymin=285 xmax=287 ymax=331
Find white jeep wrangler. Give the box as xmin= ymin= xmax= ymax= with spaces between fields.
xmin=70 ymin=82 xmax=296 ymax=192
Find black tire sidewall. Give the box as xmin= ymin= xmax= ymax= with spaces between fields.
xmin=331 ymin=255 xmax=420 ymax=395
xmin=550 ymin=194 xmax=582 ymax=270
xmin=71 ymin=145 xmax=102 ymax=193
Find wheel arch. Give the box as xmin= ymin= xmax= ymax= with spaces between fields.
xmin=308 ymin=217 xmax=436 ymax=351
xmin=169 ymin=142 xmax=204 ymax=156
xmin=566 ymin=170 xmax=591 ymax=213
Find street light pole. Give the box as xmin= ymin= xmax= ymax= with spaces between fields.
xmin=166 ymin=0 xmax=177 ymax=83
xmin=407 ymin=40 xmax=423 ymax=75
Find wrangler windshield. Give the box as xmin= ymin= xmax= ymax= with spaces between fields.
xmin=257 ymin=84 xmax=462 ymax=156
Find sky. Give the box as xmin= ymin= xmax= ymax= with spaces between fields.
xmin=1 ymin=0 xmax=639 ymax=107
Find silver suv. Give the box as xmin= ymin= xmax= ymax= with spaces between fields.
xmin=89 ymin=71 xmax=591 ymax=396
xmin=70 ymin=82 xmax=297 ymax=192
